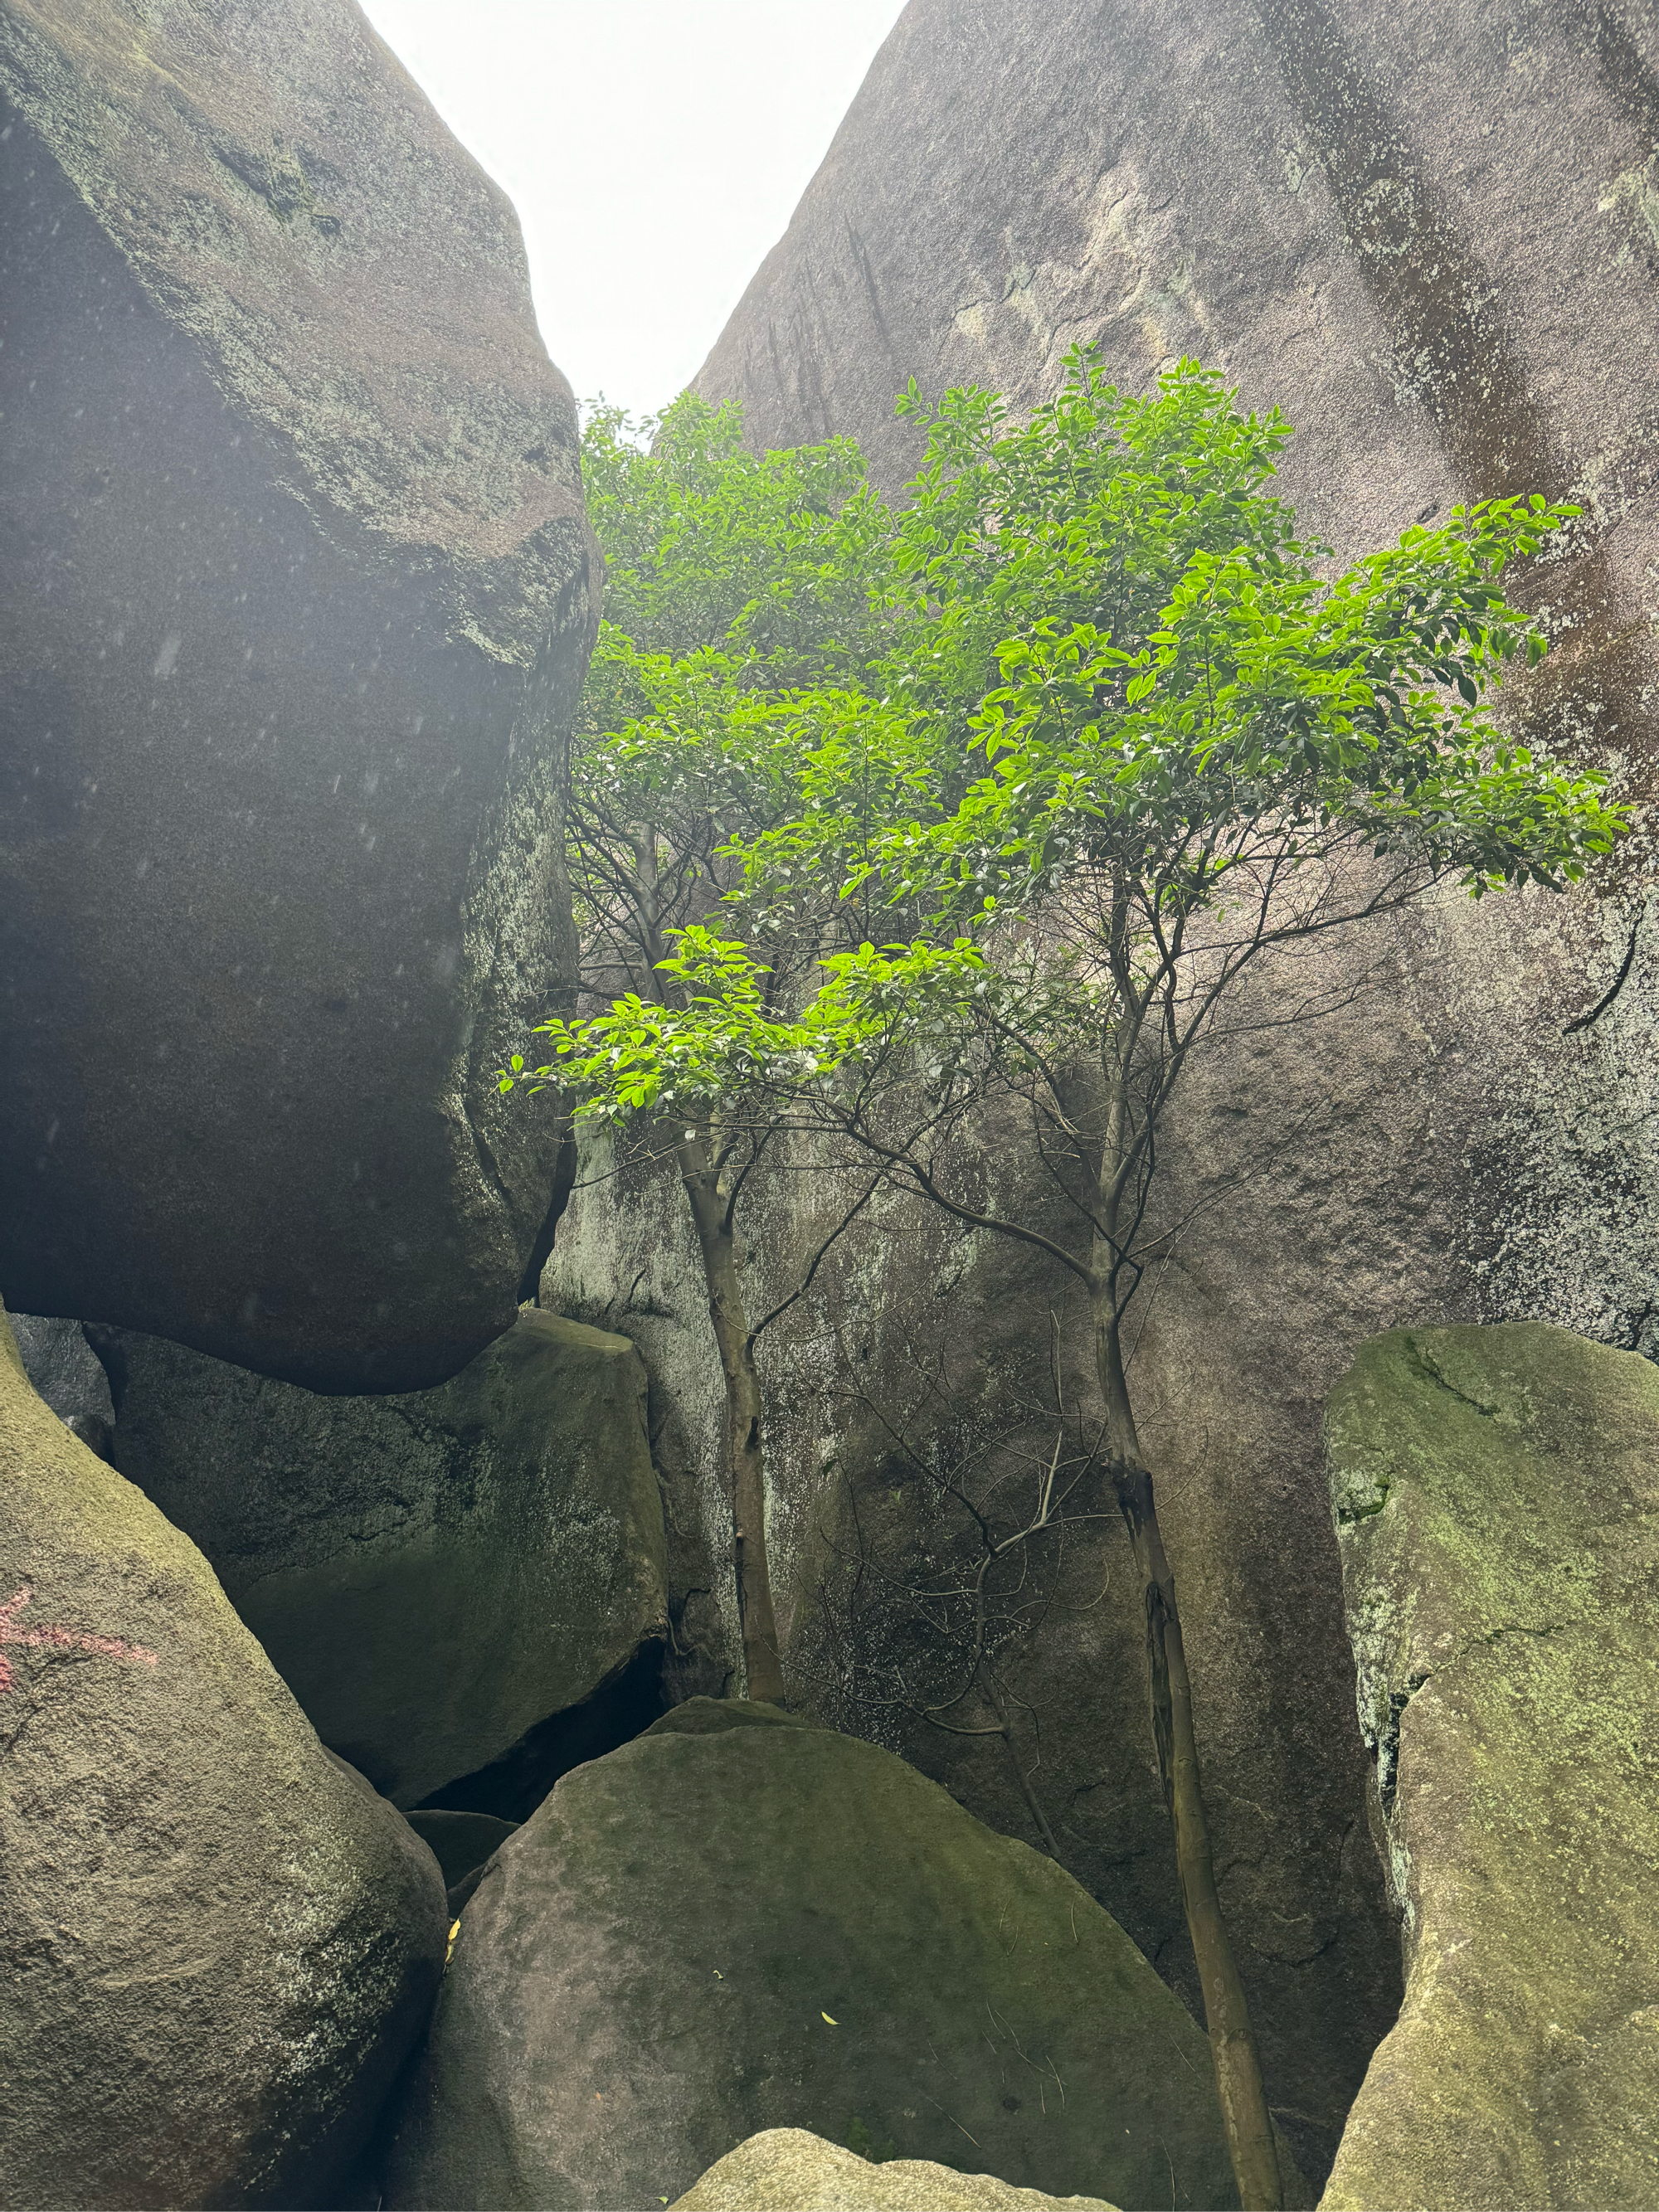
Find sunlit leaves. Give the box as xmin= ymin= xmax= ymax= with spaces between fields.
xmin=539 ymin=349 xmax=1623 ymax=1135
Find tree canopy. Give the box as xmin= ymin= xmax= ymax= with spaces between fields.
xmin=527 ymin=354 xmax=1619 ymax=1150
xmin=506 ymin=353 xmax=1623 ymax=2212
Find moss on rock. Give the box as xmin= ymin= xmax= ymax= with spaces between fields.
xmin=1323 ymin=1323 xmax=1659 ymax=2210
xmin=108 ymin=1310 xmax=669 ymax=1810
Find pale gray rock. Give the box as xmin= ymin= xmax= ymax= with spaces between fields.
xmin=382 ymin=1704 xmax=1238 ymax=2211
xmin=0 ymin=0 xmax=595 ymax=1389
xmin=659 ymin=2 xmax=1659 ymax=2185
xmin=103 ymin=1310 xmax=669 ymax=1809
xmin=670 ymin=2128 xmax=1119 ymax=2212
xmin=0 ymin=1304 xmax=447 ymax=2211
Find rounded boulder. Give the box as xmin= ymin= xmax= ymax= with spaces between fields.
xmin=383 ymin=1700 xmax=1237 ymax=2210
xmin=0 ymin=1305 xmax=448 ymax=2210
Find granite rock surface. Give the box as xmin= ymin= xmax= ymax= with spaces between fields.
xmin=0 ymin=1301 xmax=447 ymax=2210
xmin=382 ymin=1702 xmax=1239 ymax=2210
xmin=0 ymin=0 xmax=596 ymax=1389
xmin=1321 ymin=1323 xmax=1659 ymax=2210
xmin=650 ymin=5 xmax=1659 ymax=2181
xmin=104 ymin=1310 xmax=667 ymax=1810
xmin=670 ymin=2127 xmax=1119 ymax=2212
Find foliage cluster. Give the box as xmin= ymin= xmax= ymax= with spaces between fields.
xmin=505 ymin=357 xmax=1622 ymax=2212
xmin=535 ymin=362 xmax=1613 ymax=1142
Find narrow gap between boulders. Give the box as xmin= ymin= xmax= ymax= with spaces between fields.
xmin=411 ymin=1637 xmax=668 ymax=1825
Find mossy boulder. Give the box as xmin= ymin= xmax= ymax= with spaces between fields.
xmin=382 ymin=1707 xmax=1236 ymax=2210
xmin=106 ymin=1310 xmax=668 ymax=1809
xmin=669 ymin=2127 xmax=1118 ymax=2210
xmin=1322 ymin=1324 xmax=1659 ymax=2210
xmin=0 ymin=1305 xmax=447 ymax=2210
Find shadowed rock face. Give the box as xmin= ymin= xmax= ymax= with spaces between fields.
xmin=8 ymin=1314 xmax=111 ymax=1430
xmin=100 ymin=1310 xmax=668 ymax=1811
xmin=0 ymin=0 xmax=595 ymax=1389
xmin=638 ymin=2 xmax=1658 ymax=2186
xmin=1323 ymin=1325 xmax=1659 ymax=2210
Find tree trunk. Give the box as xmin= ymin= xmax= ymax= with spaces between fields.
xmin=1092 ymin=1281 xmax=1283 ymax=2211
xmin=995 ymin=1708 xmax=1063 ymax=1862
xmin=626 ymin=824 xmax=784 ymax=1704
xmin=679 ymin=1136 xmax=786 ymax=1704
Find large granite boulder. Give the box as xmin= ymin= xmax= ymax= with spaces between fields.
xmin=669 ymin=3 xmax=1659 ymax=2182
xmin=382 ymin=1699 xmax=1238 ymax=2211
xmin=1321 ymin=1324 xmax=1659 ymax=2210
xmin=671 ymin=2127 xmax=1118 ymax=2211
xmin=102 ymin=1310 xmax=669 ymax=1810
xmin=0 ymin=0 xmax=594 ymax=1390
xmin=0 ymin=1303 xmax=448 ymax=2210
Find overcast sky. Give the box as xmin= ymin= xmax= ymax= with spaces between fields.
xmin=358 ymin=0 xmax=906 ymax=422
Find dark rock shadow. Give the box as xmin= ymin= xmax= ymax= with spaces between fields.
xmin=411 ymin=1638 xmax=668 ymax=1826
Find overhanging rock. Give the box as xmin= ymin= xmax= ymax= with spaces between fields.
xmin=0 ymin=0 xmax=596 ymax=1389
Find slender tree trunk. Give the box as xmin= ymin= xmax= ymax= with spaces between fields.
xmin=624 ymin=824 xmax=785 ymax=1703
xmin=1091 ymin=1262 xmax=1283 ymax=2209
xmin=678 ymin=1135 xmax=786 ymax=1704
xmin=990 ymin=1692 xmax=1063 ymax=1862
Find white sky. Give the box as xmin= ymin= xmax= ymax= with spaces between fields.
xmin=358 ymin=0 xmax=907 ymax=422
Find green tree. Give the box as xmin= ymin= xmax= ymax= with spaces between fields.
xmin=525 ymin=394 xmax=891 ymax=1702
xmin=521 ymin=357 xmax=1623 ymax=2210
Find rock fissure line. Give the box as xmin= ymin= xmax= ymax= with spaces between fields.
xmin=1408 ymin=1338 xmax=1501 ymax=1418
xmin=1375 ymin=1623 xmax=1568 ymax=1816
xmin=1377 ymin=1669 xmax=1430 ymax=1816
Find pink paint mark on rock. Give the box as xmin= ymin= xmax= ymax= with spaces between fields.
xmin=0 ymin=1583 xmax=160 ymax=1693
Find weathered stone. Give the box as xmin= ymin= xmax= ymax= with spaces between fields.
xmin=670 ymin=2127 xmax=1119 ymax=2212
xmin=1321 ymin=1323 xmax=1659 ymax=2210
xmin=10 ymin=1313 xmax=111 ymax=1429
xmin=0 ymin=0 xmax=595 ymax=1390
xmin=0 ymin=1303 xmax=448 ymax=2210
xmin=103 ymin=1310 xmax=668 ymax=1809
xmin=382 ymin=1706 xmax=1238 ymax=2211
xmin=665 ymin=3 xmax=1659 ymax=2184
xmin=544 ymin=1130 xmax=741 ymax=1708
xmin=547 ymin=1105 xmax=1401 ymax=2191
